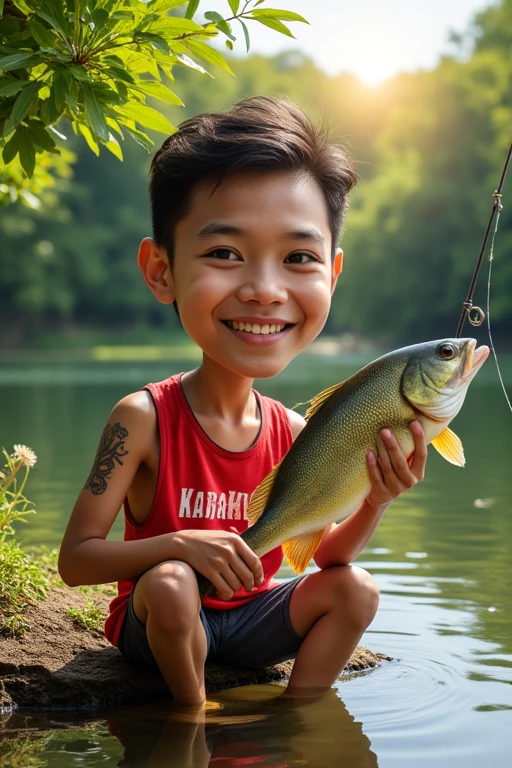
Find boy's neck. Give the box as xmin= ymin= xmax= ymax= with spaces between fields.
xmin=181 ymin=355 xmax=257 ymax=426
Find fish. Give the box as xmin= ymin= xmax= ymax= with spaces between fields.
xmin=237 ymin=337 xmax=489 ymax=575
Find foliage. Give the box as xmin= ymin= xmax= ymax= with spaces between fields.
xmin=0 ymin=0 xmax=307 ymax=203
xmin=66 ymin=598 xmax=105 ymax=631
xmin=1 ymin=2 xmax=512 ymax=344
xmin=0 ymin=444 xmax=48 ymax=635
xmin=0 ymin=443 xmax=38 ymax=535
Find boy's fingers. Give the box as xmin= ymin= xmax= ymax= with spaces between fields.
xmin=409 ymin=421 xmax=428 ymax=478
xmin=230 ymin=559 xmax=257 ymax=593
xmin=211 ymin=572 xmax=234 ymax=601
xmin=235 ymin=539 xmax=264 ymax=585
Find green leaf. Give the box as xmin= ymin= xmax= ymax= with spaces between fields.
xmin=115 ymin=101 xmax=175 ymax=134
xmin=25 ymin=119 xmax=58 ymax=152
xmin=120 ymin=122 xmax=153 ymax=151
xmin=185 ymin=0 xmax=199 ymax=20
xmin=52 ymin=70 xmax=73 ymax=112
xmin=2 ymin=128 xmax=21 ymax=165
xmin=251 ymin=16 xmax=294 ymax=38
xmin=0 ymin=78 xmax=28 ymax=97
xmin=68 ymin=64 xmax=92 ymax=82
xmin=0 ymin=0 xmax=4 ymax=19
xmin=184 ymin=39 xmax=234 ymax=74
xmin=82 ymin=83 xmax=110 ymax=142
xmin=105 ymin=116 xmax=123 ymax=137
xmin=135 ymin=32 xmax=170 ymax=54
xmin=226 ymin=39 xmax=233 ymax=51
xmin=11 ymin=83 xmax=39 ymax=127
xmin=35 ymin=9 xmax=67 ymax=40
xmin=18 ymin=125 xmax=36 ymax=177
xmin=228 ymin=0 xmax=240 ymax=14
xmin=131 ymin=79 xmax=184 ymax=106
xmin=250 ymin=9 xmax=309 ymax=23
xmin=0 ymin=53 xmax=42 ymax=72
xmin=204 ymin=12 xmax=236 ymax=40
xmin=175 ymin=53 xmax=210 ymax=76
xmin=28 ymin=20 xmax=56 ymax=49
xmin=239 ymin=19 xmax=250 ymax=52
xmin=104 ymin=135 xmax=123 ymax=160
xmin=106 ymin=66 xmax=136 ymax=85
xmin=78 ymin=122 xmax=100 ymax=155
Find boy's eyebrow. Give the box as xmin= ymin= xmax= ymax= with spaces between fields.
xmin=197 ymin=222 xmax=244 ymax=238
xmin=197 ymin=221 xmax=325 ymax=244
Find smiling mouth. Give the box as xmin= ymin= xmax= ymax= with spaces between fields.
xmin=222 ymin=320 xmax=294 ymax=336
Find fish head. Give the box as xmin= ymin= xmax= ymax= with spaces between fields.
xmin=402 ymin=338 xmax=489 ymax=424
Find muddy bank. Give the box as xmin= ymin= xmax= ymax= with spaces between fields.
xmin=0 ymin=587 xmax=390 ymax=711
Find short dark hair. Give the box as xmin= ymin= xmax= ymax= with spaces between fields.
xmin=149 ymin=96 xmax=358 ymax=263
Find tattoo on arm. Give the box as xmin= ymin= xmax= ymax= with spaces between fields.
xmin=85 ymin=422 xmax=129 ymax=496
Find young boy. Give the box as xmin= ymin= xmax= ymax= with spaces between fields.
xmin=58 ymin=96 xmax=427 ymax=707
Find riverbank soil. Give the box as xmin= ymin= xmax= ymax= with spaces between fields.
xmin=0 ymin=587 xmax=389 ymax=710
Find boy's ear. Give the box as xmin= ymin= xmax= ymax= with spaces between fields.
xmin=137 ymin=237 xmax=176 ymax=305
xmin=331 ymin=249 xmax=343 ymax=294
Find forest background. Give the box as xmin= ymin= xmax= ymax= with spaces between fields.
xmin=2 ymin=0 xmax=512 ymax=350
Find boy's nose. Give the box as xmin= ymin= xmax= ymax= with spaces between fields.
xmin=237 ymin=269 xmax=287 ymax=305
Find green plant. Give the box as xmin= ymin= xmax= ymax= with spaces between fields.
xmin=0 ymin=536 xmax=48 ymax=634
xmin=0 ymin=0 xmax=308 ymax=204
xmin=66 ymin=599 xmax=105 ymax=631
xmin=0 ymin=444 xmax=48 ymax=635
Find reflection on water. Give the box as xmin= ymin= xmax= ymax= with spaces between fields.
xmin=1 ymin=354 xmax=511 ymax=767
xmin=1 ymin=687 xmax=377 ymax=768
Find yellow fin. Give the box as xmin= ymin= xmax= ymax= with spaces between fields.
xmin=283 ymin=528 xmax=326 ymax=574
xmin=305 ymin=380 xmax=345 ymax=420
xmin=431 ymin=427 xmax=465 ymax=467
xmin=246 ymin=461 xmax=282 ymax=526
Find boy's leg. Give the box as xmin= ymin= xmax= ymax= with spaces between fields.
xmin=132 ymin=560 xmax=208 ymax=706
xmin=287 ymin=565 xmax=379 ymax=694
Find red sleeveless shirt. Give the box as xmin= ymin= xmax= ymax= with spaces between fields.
xmin=104 ymin=373 xmax=293 ymax=647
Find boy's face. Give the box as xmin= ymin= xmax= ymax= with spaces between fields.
xmin=140 ymin=170 xmax=341 ymax=380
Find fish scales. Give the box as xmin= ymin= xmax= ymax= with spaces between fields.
xmin=243 ymin=352 xmax=417 ymax=556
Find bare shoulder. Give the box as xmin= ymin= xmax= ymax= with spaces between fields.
xmin=108 ymin=390 xmax=157 ymax=456
xmin=285 ymin=407 xmax=307 ymax=442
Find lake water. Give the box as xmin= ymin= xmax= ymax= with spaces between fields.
xmin=1 ymin=350 xmax=511 ymax=767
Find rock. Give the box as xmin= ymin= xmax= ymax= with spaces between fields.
xmin=0 ymin=587 xmax=390 ymax=711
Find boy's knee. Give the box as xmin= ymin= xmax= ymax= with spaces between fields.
xmin=330 ymin=565 xmax=380 ymax=630
xmin=136 ymin=560 xmax=200 ymax=631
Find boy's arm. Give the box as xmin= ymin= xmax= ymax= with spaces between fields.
xmin=58 ymin=392 xmax=263 ymax=597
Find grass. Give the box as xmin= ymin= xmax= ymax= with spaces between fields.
xmin=0 ymin=444 xmax=117 ymax=638
xmin=0 ymin=538 xmax=48 ymax=636
xmin=65 ymin=600 xmax=105 ymax=633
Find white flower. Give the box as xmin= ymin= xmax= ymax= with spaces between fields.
xmin=13 ymin=444 xmax=37 ymax=468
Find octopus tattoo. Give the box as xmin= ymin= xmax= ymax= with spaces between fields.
xmin=85 ymin=422 xmax=129 ymax=495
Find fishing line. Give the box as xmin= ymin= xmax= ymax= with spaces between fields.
xmin=454 ymin=140 xmax=512 ymax=413
xmin=486 ymin=209 xmax=512 ymax=412
xmin=455 ymin=141 xmax=512 ymax=338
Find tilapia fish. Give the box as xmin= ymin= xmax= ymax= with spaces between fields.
xmin=239 ymin=338 xmax=489 ymax=574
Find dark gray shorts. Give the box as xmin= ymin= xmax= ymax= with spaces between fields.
xmin=118 ymin=577 xmax=305 ymax=670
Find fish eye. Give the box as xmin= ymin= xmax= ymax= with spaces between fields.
xmin=436 ymin=343 xmax=455 ymax=360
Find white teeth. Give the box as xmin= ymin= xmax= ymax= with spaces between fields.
xmin=227 ymin=321 xmax=287 ymax=334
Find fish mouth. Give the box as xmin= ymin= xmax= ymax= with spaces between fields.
xmin=462 ymin=340 xmax=490 ymax=381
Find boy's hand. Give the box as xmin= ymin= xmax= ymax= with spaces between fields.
xmin=173 ymin=529 xmax=264 ymax=600
xmin=365 ymin=420 xmax=427 ymax=510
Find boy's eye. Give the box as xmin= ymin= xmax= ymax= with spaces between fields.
xmin=285 ymin=252 xmax=317 ymax=264
xmin=206 ymin=248 xmax=240 ymax=261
